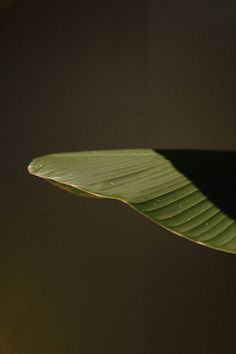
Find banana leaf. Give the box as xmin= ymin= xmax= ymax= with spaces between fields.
xmin=28 ymin=149 xmax=236 ymax=254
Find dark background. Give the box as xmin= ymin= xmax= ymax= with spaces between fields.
xmin=1 ymin=1 xmax=235 ymax=353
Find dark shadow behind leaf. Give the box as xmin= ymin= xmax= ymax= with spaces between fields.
xmin=158 ymin=150 xmax=236 ymax=220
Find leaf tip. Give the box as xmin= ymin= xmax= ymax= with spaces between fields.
xmin=27 ymin=159 xmax=39 ymax=176
xmin=27 ymin=161 xmax=34 ymax=174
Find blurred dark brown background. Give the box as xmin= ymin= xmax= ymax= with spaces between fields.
xmin=1 ymin=1 xmax=235 ymax=353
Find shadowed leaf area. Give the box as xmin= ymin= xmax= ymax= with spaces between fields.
xmin=158 ymin=150 xmax=236 ymax=220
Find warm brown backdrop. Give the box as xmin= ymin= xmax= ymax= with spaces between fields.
xmin=1 ymin=1 xmax=235 ymax=353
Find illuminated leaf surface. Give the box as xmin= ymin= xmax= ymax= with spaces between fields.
xmin=28 ymin=150 xmax=236 ymax=254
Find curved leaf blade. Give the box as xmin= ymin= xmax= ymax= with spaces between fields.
xmin=28 ymin=150 xmax=236 ymax=254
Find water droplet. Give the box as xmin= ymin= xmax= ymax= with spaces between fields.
xmin=153 ymin=203 xmax=157 ymax=207
xmin=179 ymin=204 xmax=182 ymax=208
xmin=110 ymin=182 xmax=114 ymax=185
xmin=206 ymin=222 xmax=209 ymax=226
xmin=187 ymin=218 xmax=190 ymax=221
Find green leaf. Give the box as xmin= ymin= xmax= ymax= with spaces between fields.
xmin=28 ymin=149 xmax=236 ymax=254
